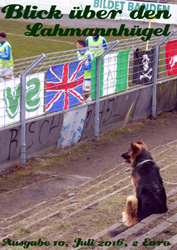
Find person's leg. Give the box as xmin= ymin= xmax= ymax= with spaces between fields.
xmin=0 ymin=67 xmax=14 ymax=81
xmin=5 ymin=67 xmax=14 ymax=79
xmin=84 ymin=79 xmax=91 ymax=102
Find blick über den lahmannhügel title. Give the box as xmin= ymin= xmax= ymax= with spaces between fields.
xmin=1 ymin=4 xmax=172 ymax=41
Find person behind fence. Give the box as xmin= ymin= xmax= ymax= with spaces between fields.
xmin=76 ymin=39 xmax=94 ymax=102
xmin=0 ymin=32 xmax=14 ymax=82
xmin=86 ymin=27 xmax=108 ymax=57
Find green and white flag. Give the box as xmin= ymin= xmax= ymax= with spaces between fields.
xmin=91 ymin=50 xmax=131 ymax=99
xmin=0 ymin=73 xmax=44 ymax=127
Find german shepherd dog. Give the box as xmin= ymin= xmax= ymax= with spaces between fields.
xmin=120 ymin=139 xmax=168 ymax=227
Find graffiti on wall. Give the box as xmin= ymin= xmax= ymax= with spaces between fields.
xmin=0 ymin=113 xmax=63 ymax=166
xmin=81 ymin=86 xmax=153 ymax=140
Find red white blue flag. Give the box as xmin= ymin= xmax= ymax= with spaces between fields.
xmin=45 ymin=60 xmax=86 ymax=112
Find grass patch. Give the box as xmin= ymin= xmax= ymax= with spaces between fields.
xmin=18 ymin=226 xmax=31 ymax=236
xmin=0 ymin=19 xmax=75 ymax=58
xmin=0 ymin=18 xmax=119 ymax=60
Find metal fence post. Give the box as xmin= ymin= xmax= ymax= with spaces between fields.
xmin=152 ymin=30 xmax=176 ymax=119
xmin=95 ymin=40 xmax=119 ymax=139
xmin=20 ymin=53 xmax=45 ymax=166
xmin=152 ymin=45 xmax=159 ymax=119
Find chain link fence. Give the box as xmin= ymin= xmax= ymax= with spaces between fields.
xmin=0 ymin=33 xmax=177 ymax=131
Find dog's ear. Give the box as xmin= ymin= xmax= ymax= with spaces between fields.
xmin=131 ymin=143 xmax=140 ymax=153
xmin=137 ymin=138 xmax=142 ymax=144
xmin=137 ymin=139 xmax=148 ymax=150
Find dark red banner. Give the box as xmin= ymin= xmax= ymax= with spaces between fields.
xmin=166 ymin=40 xmax=177 ymax=76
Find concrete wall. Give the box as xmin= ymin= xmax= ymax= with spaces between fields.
xmin=0 ymin=79 xmax=176 ymax=169
xmin=0 ymin=113 xmax=64 ymax=170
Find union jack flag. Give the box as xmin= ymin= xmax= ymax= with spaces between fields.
xmin=45 ymin=60 xmax=86 ymax=112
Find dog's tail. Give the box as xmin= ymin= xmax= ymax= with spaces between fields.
xmin=122 ymin=195 xmax=139 ymax=227
xmin=126 ymin=195 xmax=138 ymax=213
xmin=109 ymin=196 xmax=139 ymax=237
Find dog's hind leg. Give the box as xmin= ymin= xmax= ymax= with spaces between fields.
xmin=122 ymin=195 xmax=139 ymax=227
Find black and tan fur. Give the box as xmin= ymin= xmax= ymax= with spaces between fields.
xmin=121 ymin=139 xmax=168 ymax=227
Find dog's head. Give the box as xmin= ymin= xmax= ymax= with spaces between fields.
xmin=121 ymin=139 xmax=148 ymax=167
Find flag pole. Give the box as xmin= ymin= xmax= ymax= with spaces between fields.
xmin=146 ymin=18 xmax=152 ymax=51
xmin=146 ymin=14 xmax=155 ymax=51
